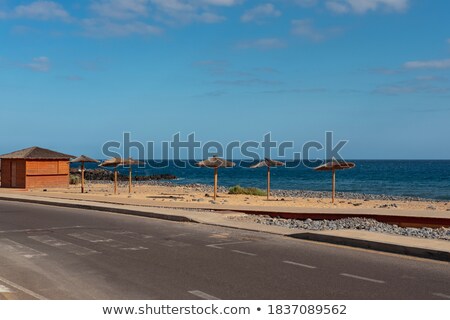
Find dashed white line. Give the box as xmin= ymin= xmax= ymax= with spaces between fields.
xmin=69 ymin=232 xmax=148 ymax=251
xmin=0 ymin=276 xmax=47 ymax=300
xmin=107 ymin=230 xmax=153 ymax=240
xmin=29 ymin=235 xmax=99 ymax=256
xmin=283 ymin=260 xmax=317 ymax=269
xmin=169 ymin=233 xmax=191 ymax=238
xmin=231 ymin=250 xmax=257 ymax=256
xmin=340 ymin=273 xmax=385 ymax=284
xmin=0 ymin=226 xmax=83 ymax=234
xmin=432 ymin=292 xmax=450 ymax=299
xmin=0 ymin=285 xmax=13 ymax=293
xmin=188 ymin=290 xmax=220 ymax=300
xmin=0 ymin=238 xmax=47 ymax=258
xmin=206 ymin=241 xmax=251 ymax=249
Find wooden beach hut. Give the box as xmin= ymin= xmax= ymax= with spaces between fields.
xmin=0 ymin=146 xmax=75 ymax=189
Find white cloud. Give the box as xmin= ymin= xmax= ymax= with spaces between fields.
xmin=24 ymin=56 xmax=50 ymax=72
xmin=90 ymin=0 xmax=149 ymax=20
xmin=326 ymin=0 xmax=409 ymax=14
xmin=150 ymin=0 xmax=228 ymax=24
xmin=241 ymin=3 xmax=281 ymax=23
xmin=82 ymin=19 xmax=163 ymax=37
xmin=291 ymin=19 xmax=341 ymax=41
xmin=325 ymin=1 xmax=348 ymax=13
xmin=214 ymin=78 xmax=283 ymax=86
xmin=196 ymin=12 xmax=226 ymax=23
xmin=237 ymin=38 xmax=286 ymax=50
xmin=200 ymin=0 xmax=242 ymax=6
xmin=374 ymin=84 xmax=450 ymax=95
xmin=374 ymin=74 xmax=450 ymax=95
xmin=292 ymin=20 xmax=322 ymax=41
xmin=293 ymin=0 xmax=318 ymax=7
xmin=404 ymin=59 xmax=450 ymax=69
xmin=14 ymin=1 xmax=70 ymax=21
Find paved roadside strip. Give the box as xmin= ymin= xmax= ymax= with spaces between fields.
xmin=289 ymin=230 xmax=450 ymax=262
xmin=0 ymin=194 xmax=449 ymax=262
xmin=0 ymin=195 xmax=195 ymax=223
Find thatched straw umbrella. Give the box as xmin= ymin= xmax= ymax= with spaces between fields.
xmin=196 ymin=156 xmax=235 ymax=200
xmin=99 ymin=157 xmax=142 ymax=194
xmin=70 ymin=155 xmax=100 ymax=193
xmin=250 ymin=158 xmax=284 ymax=200
xmin=314 ymin=160 xmax=355 ymax=203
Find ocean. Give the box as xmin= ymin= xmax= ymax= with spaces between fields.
xmin=75 ymin=160 xmax=450 ymax=201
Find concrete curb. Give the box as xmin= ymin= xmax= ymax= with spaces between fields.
xmin=289 ymin=232 xmax=450 ymax=262
xmin=0 ymin=196 xmax=196 ymax=223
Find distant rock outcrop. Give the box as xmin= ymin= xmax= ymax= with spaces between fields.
xmin=71 ymin=168 xmax=177 ymax=181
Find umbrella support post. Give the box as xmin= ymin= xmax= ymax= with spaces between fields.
xmin=81 ymin=163 xmax=85 ymax=194
xmin=267 ymin=166 xmax=270 ymax=201
xmin=214 ymin=168 xmax=218 ymax=201
xmin=114 ymin=168 xmax=118 ymax=195
xmin=332 ymin=169 xmax=336 ymax=204
xmin=129 ymin=166 xmax=132 ymax=194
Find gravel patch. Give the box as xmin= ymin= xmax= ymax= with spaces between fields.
xmin=230 ymin=215 xmax=450 ymax=241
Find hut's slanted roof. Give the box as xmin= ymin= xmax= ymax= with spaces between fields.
xmin=0 ymin=146 xmax=75 ymax=160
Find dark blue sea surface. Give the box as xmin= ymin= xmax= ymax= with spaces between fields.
xmin=74 ymin=160 xmax=450 ymax=200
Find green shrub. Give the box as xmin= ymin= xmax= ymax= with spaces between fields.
xmin=70 ymin=174 xmax=81 ymax=185
xmin=229 ymin=185 xmax=267 ymax=196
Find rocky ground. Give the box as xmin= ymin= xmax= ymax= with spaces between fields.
xmin=169 ymin=182 xmax=448 ymax=205
xmin=229 ymin=215 xmax=450 ymax=241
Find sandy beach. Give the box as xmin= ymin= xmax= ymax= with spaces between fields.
xmin=18 ymin=181 xmax=450 ymax=212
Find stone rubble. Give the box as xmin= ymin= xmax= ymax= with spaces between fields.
xmin=230 ymin=215 xmax=450 ymax=241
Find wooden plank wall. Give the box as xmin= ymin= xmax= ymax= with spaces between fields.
xmin=1 ymin=159 xmax=11 ymax=187
xmin=26 ymin=175 xmax=69 ymax=189
xmin=0 ymin=159 xmax=26 ymax=188
xmin=1 ymin=159 xmax=70 ymax=189
xmin=26 ymin=160 xmax=69 ymax=188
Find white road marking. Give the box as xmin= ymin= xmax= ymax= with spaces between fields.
xmin=432 ymin=292 xmax=450 ymax=299
xmin=69 ymin=232 xmax=147 ymax=251
xmin=0 ymin=226 xmax=83 ymax=234
xmin=0 ymin=285 xmax=13 ymax=293
xmin=169 ymin=233 xmax=191 ymax=238
xmin=106 ymin=230 xmax=153 ymax=239
xmin=0 ymin=238 xmax=47 ymax=258
xmin=340 ymin=273 xmax=385 ymax=284
xmin=206 ymin=241 xmax=252 ymax=249
xmin=68 ymin=232 xmax=113 ymax=243
xmin=0 ymin=276 xmax=47 ymax=300
xmin=155 ymin=240 xmax=191 ymax=248
xmin=231 ymin=250 xmax=257 ymax=256
xmin=29 ymin=235 xmax=99 ymax=256
xmin=188 ymin=290 xmax=220 ymax=300
xmin=283 ymin=260 xmax=317 ymax=269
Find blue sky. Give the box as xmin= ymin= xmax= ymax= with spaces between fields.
xmin=0 ymin=0 xmax=449 ymax=159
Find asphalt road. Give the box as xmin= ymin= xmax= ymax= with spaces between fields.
xmin=0 ymin=200 xmax=449 ymax=300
